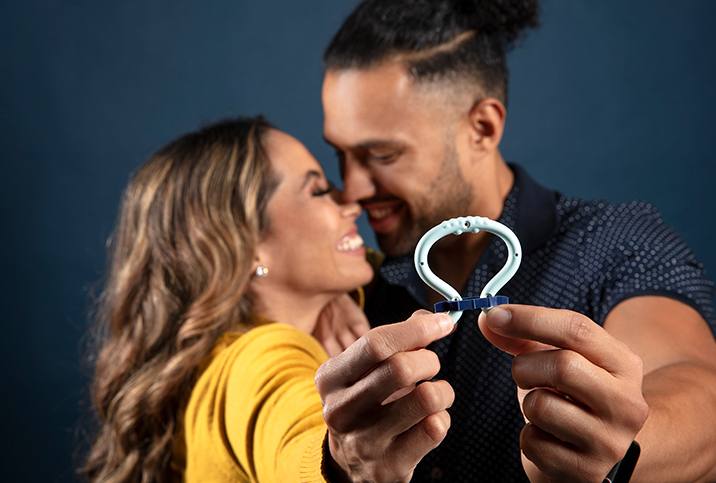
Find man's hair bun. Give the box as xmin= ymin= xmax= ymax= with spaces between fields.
xmin=468 ymin=0 xmax=540 ymax=50
xmin=324 ymin=0 xmax=541 ymax=104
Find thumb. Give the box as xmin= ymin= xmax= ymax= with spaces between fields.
xmin=477 ymin=307 xmax=553 ymax=356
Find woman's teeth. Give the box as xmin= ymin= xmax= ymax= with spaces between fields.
xmin=337 ymin=233 xmax=364 ymax=252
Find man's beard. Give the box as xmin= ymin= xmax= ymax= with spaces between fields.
xmin=377 ymin=143 xmax=474 ymax=258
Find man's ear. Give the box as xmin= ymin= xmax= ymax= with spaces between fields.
xmin=467 ymin=97 xmax=506 ymax=153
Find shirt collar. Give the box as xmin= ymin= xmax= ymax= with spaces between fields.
xmin=507 ymin=163 xmax=559 ymax=255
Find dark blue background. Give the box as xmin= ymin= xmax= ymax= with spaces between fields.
xmin=2 ymin=1 xmax=714 ymax=481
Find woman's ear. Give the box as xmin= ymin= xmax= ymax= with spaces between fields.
xmin=252 ymin=242 xmax=272 ymax=280
xmin=250 ymin=255 xmax=265 ymax=279
xmin=467 ymin=97 xmax=506 ymax=153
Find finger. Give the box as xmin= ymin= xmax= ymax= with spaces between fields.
xmin=321 ymin=336 xmax=344 ymax=358
xmin=335 ymin=292 xmax=371 ymax=337
xmin=352 ymin=409 xmax=451 ymax=483
xmin=336 ymin=328 xmax=359 ymax=351
xmin=316 ymin=310 xmax=453 ymax=392
xmin=520 ymin=452 xmax=546 ymax=483
xmin=482 ymin=305 xmax=633 ymax=374
xmin=478 ymin=310 xmax=554 ymax=356
xmin=381 ymin=379 xmax=455 ymax=436
xmin=324 ymin=348 xmax=443 ymax=425
xmin=520 ymin=422 xmax=589 ymax=483
xmin=512 ymin=349 xmax=619 ymax=412
xmin=349 ymin=315 xmax=371 ymax=339
xmin=370 ymin=349 xmax=442 ymax=400
xmin=312 ymin=320 xmax=344 ymax=357
xmin=382 ymin=384 xmax=416 ymax=405
xmin=389 ymin=408 xmax=452 ymax=476
xmin=520 ymin=388 xmax=597 ymax=450
xmin=388 ymin=411 xmax=451 ymax=478
xmin=520 ymin=421 xmax=622 ymax=483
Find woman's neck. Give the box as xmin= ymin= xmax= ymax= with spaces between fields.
xmin=252 ymin=289 xmax=335 ymax=334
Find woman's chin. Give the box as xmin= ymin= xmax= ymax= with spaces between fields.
xmin=352 ymin=261 xmax=376 ymax=289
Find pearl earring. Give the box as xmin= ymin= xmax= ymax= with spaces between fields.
xmin=255 ymin=266 xmax=268 ymax=278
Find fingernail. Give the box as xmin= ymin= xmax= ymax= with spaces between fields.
xmin=438 ymin=314 xmax=454 ymax=332
xmin=488 ymin=307 xmax=511 ymax=329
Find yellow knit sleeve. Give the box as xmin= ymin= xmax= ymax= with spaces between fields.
xmin=182 ymin=323 xmax=330 ymax=483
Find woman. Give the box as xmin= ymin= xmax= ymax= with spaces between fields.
xmin=85 ymin=117 xmax=374 ymax=482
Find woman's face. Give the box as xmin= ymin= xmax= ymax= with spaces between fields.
xmin=256 ymin=129 xmax=373 ymax=297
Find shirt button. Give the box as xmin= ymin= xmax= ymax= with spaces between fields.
xmin=430 ymin=466 xmax=444 ymax=480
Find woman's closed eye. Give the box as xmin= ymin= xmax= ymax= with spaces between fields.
xmin=312 ymin=181 xmax=337 ymax=197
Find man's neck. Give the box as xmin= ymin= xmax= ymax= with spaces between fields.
xmin=425 ymin=231 xmax=494 ymax=307
xmin=425 ymin=157 xmax=514 ymax=306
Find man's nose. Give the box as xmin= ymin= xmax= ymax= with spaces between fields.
xmin=341 ymin=158 xmax=376 ymax=203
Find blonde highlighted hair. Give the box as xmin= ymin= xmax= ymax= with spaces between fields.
xmin=85 ymin=117 xmax=276 ymax=483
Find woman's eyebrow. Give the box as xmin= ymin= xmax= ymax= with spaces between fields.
xmin=301 ymin=170 xmax=323 ymax=189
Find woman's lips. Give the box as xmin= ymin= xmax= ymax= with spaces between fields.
xmin=337 ymin=232 xmax=365 ymax=252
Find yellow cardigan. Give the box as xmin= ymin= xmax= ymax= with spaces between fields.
xmin=178 ymin=319 xmax=330 ymax=482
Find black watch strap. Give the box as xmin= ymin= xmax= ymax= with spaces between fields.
xmin=604 ymin=441 xmax=641 ymax=483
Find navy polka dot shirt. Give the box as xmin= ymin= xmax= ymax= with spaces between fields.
xmin=365 ymin=164 xmax=716 ymax=482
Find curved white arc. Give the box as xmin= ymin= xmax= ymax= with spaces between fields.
xmin=477 ymin=218 xmax=521 ymax=299
xmin=414 ymin=221 xmax=464 ymax=323
xmin=414 ymin=216 xmax=522 ymax=324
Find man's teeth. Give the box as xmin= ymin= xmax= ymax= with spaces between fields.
xmin=367 ymin=208 xmax=392 ymax=220
xmin=337 ymin=234 xmax=364 ymax=252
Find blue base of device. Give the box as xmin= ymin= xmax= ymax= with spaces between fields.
xmin=434 ymin=296 xmax=509 ymax=313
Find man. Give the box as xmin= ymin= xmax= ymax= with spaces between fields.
xmin=315 ymin=1 xmax=716 ymax=482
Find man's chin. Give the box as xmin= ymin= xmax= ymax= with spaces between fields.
xmin=376 ymin=230 xmax=421 ymax=259
xmin=375 ymin=214 xmax=455 ymax=258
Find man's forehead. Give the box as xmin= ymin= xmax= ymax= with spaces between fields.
xmin=323 ymin=62 xmax=411 ymax=94
xmin=323 ymin=65 xmax=412 ymax=117
xmin=322 ymin=64 xmax=441 ymax=146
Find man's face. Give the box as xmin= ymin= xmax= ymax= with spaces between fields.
xmin=322 ymin=63 xmax=474 ymax=258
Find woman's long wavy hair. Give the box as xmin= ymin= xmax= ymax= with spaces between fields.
xmin=85 ymin=116 xmax=276 ymax=483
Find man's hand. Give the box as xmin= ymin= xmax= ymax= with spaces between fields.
xmin=315 ymin=310 xmax=455 ymax=483
xmin=314 ymin=292 xmax=371 ymax=357
xmin=478 ymin=305 xmax=649 ymax=483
